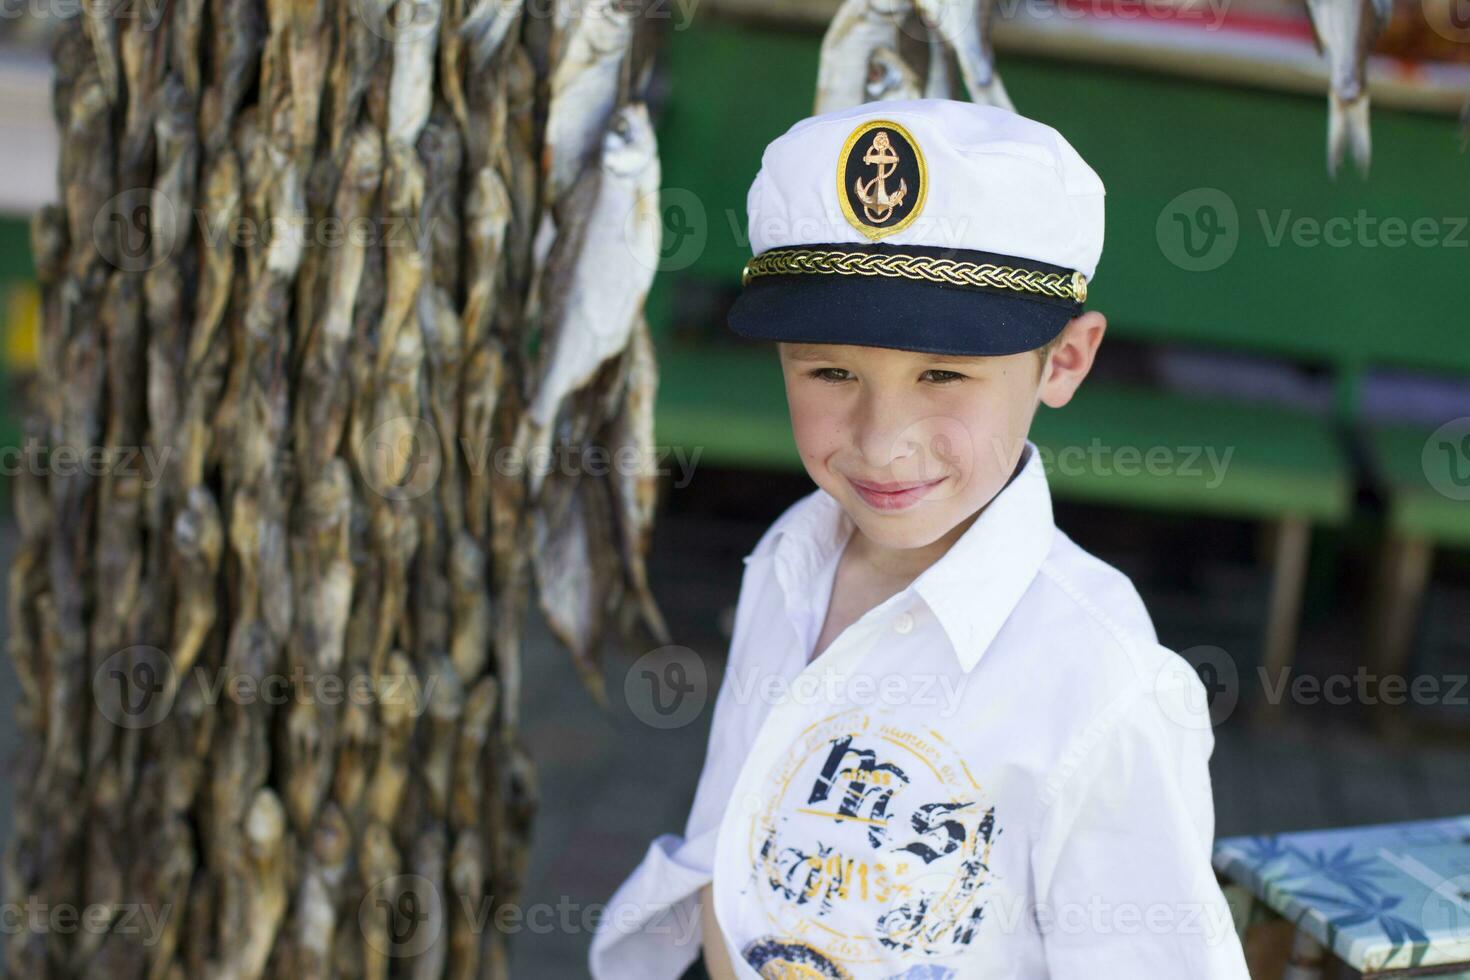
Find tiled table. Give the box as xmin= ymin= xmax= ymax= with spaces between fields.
xmin=1214 ymin=814 xmax=1470 ymax=976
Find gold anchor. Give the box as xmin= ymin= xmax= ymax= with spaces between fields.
xmin=853 ymin=130 xmax=907 ymax=224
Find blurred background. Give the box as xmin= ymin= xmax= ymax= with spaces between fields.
xmin=3 ymin=0 xmax=1470 ymax=975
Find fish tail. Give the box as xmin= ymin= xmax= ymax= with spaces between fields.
xmin=513 ymin=414 xmax=552 ymax=499
xmin=1327 ymin=92 xmax=1372 ymax=178
xmin=636 ymin=581 xmax=672 ymax=647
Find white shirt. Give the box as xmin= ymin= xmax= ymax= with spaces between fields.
xmin=589 ymin=441 xmax=1250 ymax=979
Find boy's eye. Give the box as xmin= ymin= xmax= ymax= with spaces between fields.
xmin=807 ymin=368 xmax=967 ymax=384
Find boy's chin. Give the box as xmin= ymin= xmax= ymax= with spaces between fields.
xmin=843 ymin=500 xmax=969 ymax=551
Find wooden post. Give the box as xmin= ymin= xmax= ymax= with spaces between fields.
xmin=1281 ymin=927 xmax=1327 ymax=980
xmin=1255 ymin=517 xmax=1312 ymax=722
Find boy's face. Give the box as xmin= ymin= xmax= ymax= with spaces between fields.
xmin=776 ymin=313 xmax=1104 ymax=553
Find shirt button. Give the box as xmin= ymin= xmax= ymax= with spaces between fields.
xmin=893 ymin=612 xmax=915 ymax=634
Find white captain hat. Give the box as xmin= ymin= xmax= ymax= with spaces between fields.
xmin=728 ymin=98 xmax=1105 ymax=356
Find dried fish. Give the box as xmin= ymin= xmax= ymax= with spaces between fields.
xmin=925 ymin=30 xmax=954 ymax=98
xmin=202 ymin=0 xmax=264 ymax=153
xmin=543 ymin=0 xmax=636 ymax=203
xmin=607 ymin=315 xmax=671 ymax=646
xmin=517 ymin=102 xmax=661 ymax=498
xmin=916 ymin=0 xmax=1013 ymax=109
xmin=388 ymin=0 xmax=443 ymax=146
xmin=532 ymin=471 xmax=610 ymax=706
xmin=15 ymin=2 xmax=668 ymax=973
xmin=409 ymin=827 xmax=450 ymax=978
xmin=448 ymin=831 xmax=485 ymax=979
xmin=171 ymin=485 xmax=224 ymax=681
xmin=462 ymin=166 xmax=513 ymax=353
xmin=235 ymin=790 xmax=289 ymax=979
xmin=460 ymin=0 xmax=524 ymax=75
xmin=815 ymin=0 xmax=906 ymax=114
xmin=1304 ymin=0 xmax=1392 ymax=176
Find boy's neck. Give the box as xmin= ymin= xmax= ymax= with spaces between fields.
xmin=846 ymin=505 xmax=982 ymax=585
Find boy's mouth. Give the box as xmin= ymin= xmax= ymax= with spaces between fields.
xmin=847 ymin=475 xmax=947 ymax=512
xmin=849 ymin=477 xmax=936 ymax=493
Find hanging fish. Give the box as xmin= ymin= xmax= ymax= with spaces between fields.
xmin=925 ymin=28 xmax=955 ymax=98
xmin=916 ymin=0 xmax=1013 ymax=110
xmin=1304 ymin=0 xmax=1392 ymax=176
xmin=815 ymin=0 xmax=908 ymax=114
xmin=542 ymin=0 xmax=636 ymax=204
xmin=516 ymin=101 xmax=661 ymax=499
xmin=606 ymin=315 xmax=672 ymax=647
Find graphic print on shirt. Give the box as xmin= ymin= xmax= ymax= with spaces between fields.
xmin=739 ymin=707 xmax=1000 ymax=977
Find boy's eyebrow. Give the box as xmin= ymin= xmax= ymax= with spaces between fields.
xmin=783 ymin=343 xmax=987 ymax=367
xmin=783 ymin=344 xmax=835 ymax=362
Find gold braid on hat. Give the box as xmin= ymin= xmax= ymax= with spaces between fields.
xmin=741 ymin=247 xmax=1087 ymax=303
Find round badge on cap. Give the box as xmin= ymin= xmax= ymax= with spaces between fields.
xmin=837 ymin=119 xmax=927 ymax=240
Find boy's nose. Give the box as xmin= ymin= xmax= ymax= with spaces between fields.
xmin=852 ymin=395 xmax=922 ymax=470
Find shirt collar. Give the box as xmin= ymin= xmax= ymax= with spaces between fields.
xmin=749 ymin=440 xmax=1055 ymax=674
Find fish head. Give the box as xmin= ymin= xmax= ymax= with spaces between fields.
xmin=602 ymin=102 xmax=658 ymax=179
xmin=914 ymin=0 xmax=976 ymax=42
xmin=867 ymin=46 xmax=921 ymax=100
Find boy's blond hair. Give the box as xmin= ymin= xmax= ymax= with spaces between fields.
xmin=1034 ymin=333 xmax=1061 ymax=372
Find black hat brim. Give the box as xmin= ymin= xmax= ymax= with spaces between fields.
xmin=727 ymin=245 xmax=1083 ymax=357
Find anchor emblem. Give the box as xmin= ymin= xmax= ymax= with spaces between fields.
xmin=853 ymin=130 xmax=907 ymax=224
xmin=838 ymin=119 xmax=926 ymax=239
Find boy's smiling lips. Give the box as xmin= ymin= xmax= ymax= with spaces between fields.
xmin=846 ymin=474 xmax=947 ymax=511
xmin=848 ymin=476 xmax=939 ymax=493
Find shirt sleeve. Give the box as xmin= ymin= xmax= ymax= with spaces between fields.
xmin=1030 ymin=666 xmax=1250 ymax=979
xmin=589 ymin=558 xmax=766 ymax=980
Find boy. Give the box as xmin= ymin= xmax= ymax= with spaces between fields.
xmin=589 ymin=99 xmax=1250 ymax=979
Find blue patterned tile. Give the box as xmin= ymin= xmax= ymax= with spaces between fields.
xmin=1214 ymin=814 xmax=1470 ymax=972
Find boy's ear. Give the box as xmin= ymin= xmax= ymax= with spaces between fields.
xmin=1038 ymin=310 xmax=1106 ymax=409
